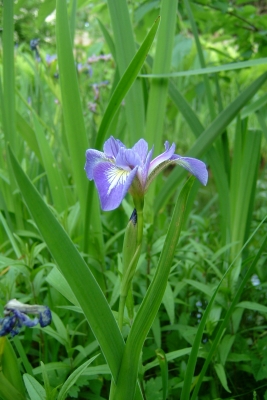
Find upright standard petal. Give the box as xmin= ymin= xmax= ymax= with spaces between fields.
xmin=93 ymin=162 xmax=138 ymax=211
xmin=171 ymin=155 xmax=208 ymax=186
xmin=138 ymin=147 xmax=154 ymax=188
xmin=132 ymin=139 xmax=148 ymax=164
xmin=103 ymin=136 xmax=125 ymax=158
xmin=116 ymin=148 xmax=141 ymax=170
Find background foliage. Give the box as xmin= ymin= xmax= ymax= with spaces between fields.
xmin=1 ymin=0 xmax=267 ymax=399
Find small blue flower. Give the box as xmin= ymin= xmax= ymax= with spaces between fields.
xmin=0 ymin=299 xmax=52 ymax=337
xmin=30 ymin=39 xmax=41 ymax=62
xmin=45 ymin=54 xmax=57 ymax=66
xmin=30 ymin=39 xmax=39 ymax=51
xmin=85 ymin=137 xmax=208 ymax=211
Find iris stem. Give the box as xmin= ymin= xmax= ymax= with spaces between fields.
xmin=136 ymin=208 xmax=144 ymax=248
xmin=118 ymin=243 xmax=141 ymax=329
xmin=118 ymin=203 xmax=144 ymax=332
xmin=118 ymin=295 xmax=126 ymax=330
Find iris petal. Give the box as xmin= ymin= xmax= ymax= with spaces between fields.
xmin=171 ymin=155 xmax=208 ymax=186
xmin=85 ymin=137 xmax=208 ymax=210
xmin=148 ymin=141 xmax=176 ymax=175
xmin=13 ymin=309 xmax=39 ymax=327
xmin=0 ymin=316 xmax=16 ymax=336
xmin=93 ymin=162 xmax=138 ymax=211
xmin=132 ymin=139 xmax=148 ymax=163
xmin=85 ymin=149 xmax=106 ymax=180
xmin=39 ymin=307 xmax=52 ymax=327
xmin=104 ymin=136 xmax=125 ymax=158
xmin=138 ymin=147 xmax=154 ymax=188
xmin=116 ymin=148 xmax=141 ymax=170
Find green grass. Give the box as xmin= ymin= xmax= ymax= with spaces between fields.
xmin=1 ymin=1 xmax=267 ymax=399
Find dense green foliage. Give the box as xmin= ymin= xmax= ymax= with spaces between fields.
xmin=1 ymin=1 xmax=267 ymax=399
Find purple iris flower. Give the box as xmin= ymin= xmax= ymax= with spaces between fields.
xmin=85 ymin=137 xmax=208 ymax=211
xmin=0 ymin=299 xmax=52 ymax=337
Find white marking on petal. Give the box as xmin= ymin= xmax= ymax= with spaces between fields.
xmin=106 ymin=166 xmax=130 ymax=195
xmin=176 ymin=159 xmax=192 ymax=172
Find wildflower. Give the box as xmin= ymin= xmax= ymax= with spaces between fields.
xmin=87 ymin=54 xmax=112 ymax=63
xmin=88 ymin=102 xmax=97 ymax=113
xmin=45 ymin=54 xmax=57 ymax=66
xmin=30 ymin=38 xmax=41 ymax=62
xmin=0 ymin=299 xmax=52 ymax=337
xmin=85 ymin=137 xmax=208 ymax=211
xmin=30 ymin=39 xmax=39 ymax=51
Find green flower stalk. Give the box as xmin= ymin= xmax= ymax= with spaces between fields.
xmin=119 ymin=209 xmax=142 ymax=329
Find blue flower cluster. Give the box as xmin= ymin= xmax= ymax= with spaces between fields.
xmin=0 ymin=299 xmax=52 ymax=337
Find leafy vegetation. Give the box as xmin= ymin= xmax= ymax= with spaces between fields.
xmin=1 ymin=0 xmax=267 ymax=399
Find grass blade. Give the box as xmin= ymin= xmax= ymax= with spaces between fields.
xmin=95 ymin=16 xmax=160 ymax=150
xmin=107 ymin=0 xmax=145 ymax=142
xmin=31 ymin=112 xmax=68 ymax=212
xmin=145 ymin=0 xmax=177 ymax=150
xmin=141 ymin=57 xmax=267 ymax=78
xmin=56 ymin=0 xmax=88 ymax=217
xmin=144 ymin=0 xmax=177 ymax=220
xmin=2 ymin=0 xmax=16 ymax=148
xmin=57 ymin=355 xmax=99 ymax=400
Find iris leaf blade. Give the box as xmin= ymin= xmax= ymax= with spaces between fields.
xmin=8 ymin=146 xmax=144 ymax=400
xmin=95 ymin=16 xmax=160 ymax=150
xmin=141 ymin=57 xmax=267 ymax=78
xmin=56 ymin=0 xmax=88 ymax=217
xmin=106 ymin=0 xmax=145 ymax=142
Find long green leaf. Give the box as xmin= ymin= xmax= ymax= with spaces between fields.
xmin=56 ymin=0 xmax=105 ymax=267
xmin=2 ymin=0 xmax=24 ymax=229
xmin=95 ymin=16 xmax=160 ymax=150
xmin=141 ymin=57 xmax=267 ymax=78
xmin=144 ymin=0 xmax=177 ymax=221
xmin=230 ymin=129 xmax=261 ymax=261
xmin=8 ymin=146 xmax=143 ymax=400
xmin=0 ymin=338 xmax=26 ymax=399
xmin=15 ymin=111 xmax=42 ymax=162
xmin=114 ymin=177 xmax=195 ymax=400
xmin=145 ymin=0 xmax=177 ymax=150
xmin=31 ymin=112 xmax=68 ymax=212
xmin=56 ymin=0 xmax=88 ymax=217
xmin=2 ymin=0 xmax=16 ymax=148
xmin=184 ymin=0 xmax=215 ymax=120
xmin=106 ymin=0 xmax=145 ymax=142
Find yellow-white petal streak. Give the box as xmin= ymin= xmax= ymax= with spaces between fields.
xmin=106 ymin=166 xmax=130 ymax=195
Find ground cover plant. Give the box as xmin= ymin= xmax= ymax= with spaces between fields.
xmin=1 ymin=0 xmax=267 ymax=399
